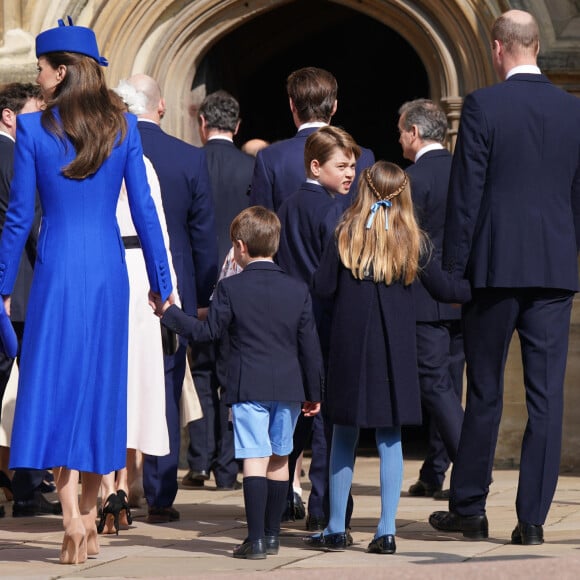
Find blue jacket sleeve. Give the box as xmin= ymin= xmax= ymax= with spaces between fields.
xmin=0 ymin=118 xmax=36 ymax=295
xmin=249 ymin=149 xmax=275 ymax=209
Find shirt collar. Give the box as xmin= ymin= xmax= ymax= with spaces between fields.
xmin=298 ymin=121 xmax=328 ymax=132
xmin=415 ymin=142 xmax=445 ymax=162
xmin=506 ymin=65 xmax=541 ymax=79
xmin=208 ymin=135 xmax=233 ymax=143
xmin=0 ymin=130 xmax=15 ymax=143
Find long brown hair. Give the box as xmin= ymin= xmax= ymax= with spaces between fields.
xmin=41 ymin=51 xmax=127 ymax=179
xmin=336 ymin=161 xmax=426 ymax=285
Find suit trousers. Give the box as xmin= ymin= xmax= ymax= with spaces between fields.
xmin=450 ymin=288 xmax=573 ymax=524
xmin=143 ymin=342 xmax=186 ymax=508
xmin=416 ymin=320 xmax=464 ymax=487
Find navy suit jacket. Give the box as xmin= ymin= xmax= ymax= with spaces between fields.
xmin=161 ymin=260 xmax=324 ymax=405
xmin=249 ymin=126 xmax=375 ymax=211
xmin=204 ymin=138 xmax=255 ymax=264
xmin=408 ymin=149 xmax=460 ymax=321
xmin=443 ymin=74 xmax=580 ymax=291
xmin=138 ymin=121 xmax=218 ymax=312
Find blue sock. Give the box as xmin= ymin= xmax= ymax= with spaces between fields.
xmin=326 ymin=425 xmax=358 ymax=535
xmin=375 ymin=427 xmax=402 ymax=537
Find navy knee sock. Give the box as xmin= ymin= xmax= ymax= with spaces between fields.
xmin=264 ymin=479 xmax=288 ymax=537
xmin=242 ymin=476 xmax=268 ymax=541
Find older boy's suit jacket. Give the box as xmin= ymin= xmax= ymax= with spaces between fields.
xmin=249 ymin=127 xmax=375 ymax=211
xmin=443 ymin=74 xmax=580 ymax=290
xmin=161 ymin=260 xmax=324 ymax=405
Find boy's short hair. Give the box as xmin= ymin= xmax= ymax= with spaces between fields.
xmin=286 ymin=67 xmax=337 ymax=124
xmin=230 ymin=206 xmax=281 ymax=258
xmin=304 ymin=125 xmax=361 ymax=176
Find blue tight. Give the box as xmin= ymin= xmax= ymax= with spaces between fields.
xmin=326 ymin=425 xmax=402 ymax=538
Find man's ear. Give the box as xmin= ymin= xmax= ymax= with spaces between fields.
xmin=1 ymin=108 xmax=15 ymax=128
xmin=330 ymin=99 xmax=337 ymax=118
xmin=233 ymin=119 xmax=241 ymax=136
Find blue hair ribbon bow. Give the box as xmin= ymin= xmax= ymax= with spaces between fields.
xmin=365 ymin=200 xmax=392 ymax=230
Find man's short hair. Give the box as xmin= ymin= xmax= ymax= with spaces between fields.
xmin=0 ymin=83 xmax=41 ymax=114
xmin=492 ymin=11 xmax=540 ymax=56
xmin=286 ymin=67 xmax=337 ymax=124
xmin=398 ymin=99 xmax=448 ymax=144
xmin=230 ymin=206 xmax=280 ymax=258
xmin=199 ymin=90 xmax=240 ymax=133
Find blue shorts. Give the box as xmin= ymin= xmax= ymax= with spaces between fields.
xmin=232 ymin=401 xmax=301 ymax=459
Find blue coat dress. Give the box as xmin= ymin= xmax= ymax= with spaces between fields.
xmin=0 ymin=112 xmax=172 ymax=474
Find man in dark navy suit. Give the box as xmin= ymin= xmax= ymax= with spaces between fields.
xmin=398 ymin=99 xmax=465 ymax=501
xmin=181 ymin=90 xmax=254 ymax=491
xmin=430 ymin=10 xmax=580 ymax=545
xmin=250 ymin=66 xmax=374 ymax=527
xmin=124 ymin=74 xmax=218 ymax=523
xmin=249 ymin=66 xmax=374 ymax=212
xmin=0 ymin=83 xmax=61 ymax=518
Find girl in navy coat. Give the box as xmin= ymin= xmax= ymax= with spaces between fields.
xmin=305 ymin=161 xmax=424 ymax=555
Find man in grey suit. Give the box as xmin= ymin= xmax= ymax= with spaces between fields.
xmin=430 ymin=9 xmax=580 ymax=544
xmin=398 ymin=99 xmax=464 ymax=502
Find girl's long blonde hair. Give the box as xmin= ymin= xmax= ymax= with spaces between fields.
xmin=336 ymin=160 xmax=425 ymax=285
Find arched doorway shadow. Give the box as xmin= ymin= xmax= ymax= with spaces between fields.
xmin=192 ymin=0 xmax=429 ymax=166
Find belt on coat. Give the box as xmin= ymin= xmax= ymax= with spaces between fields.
xmin=122 ymin=235 xmax=141 ymax=249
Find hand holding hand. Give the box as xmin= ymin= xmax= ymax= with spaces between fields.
xmin=302 ymin=401 xmax=321 ymax=417
xmin=148 ymin=291 xmax=175 ymax=317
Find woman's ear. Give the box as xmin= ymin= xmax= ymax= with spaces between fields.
xmin=56 ymin=64 xmax=67 ymax=83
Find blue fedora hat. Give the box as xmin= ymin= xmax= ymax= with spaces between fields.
xmin=36 ymin=16 xmax=108 ymax=66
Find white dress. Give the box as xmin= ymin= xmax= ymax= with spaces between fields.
xmin=116 ymin=156 xmax=175 ymax=455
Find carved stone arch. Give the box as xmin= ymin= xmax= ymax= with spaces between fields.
xmin=30 ymin=0 xmax=501 ymax=144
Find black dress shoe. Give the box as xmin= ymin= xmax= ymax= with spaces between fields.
xmin=265 ymin=534 xmax=279 ymax=555
xmin=233 ymin=538 xmax=267 ymax=559
xmin=293 ymin=491 xmax=306 ymax=520
xmin=367 ymin=534 xmax=396 ymax=554
xmin=408 ymin=479 xmax=441 ymax=497
xmin=215 ymin=480 xmax=242 ymax=491
xmin=303 ymin=531 xmax=348 ymax=551
xmin=511 ymin=521 xmax=543 ymax=545
xmin=12 ymin=491 xmax=62 ymax=517
xmin=181 ymin=470 xmax=209 ymax=488
xmin=305 ymin=514 xmax=327 ymax=531
xmin=433 ymin=489 xmax=450 ymax=500
xmin=429 ymin=510 xmax=489 ymax=539
xmin=146 ymin=506 xmax=180 ymax=524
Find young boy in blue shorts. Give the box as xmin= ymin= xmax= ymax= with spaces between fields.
xmin=153 ymin=206 xmax=324 ymax=559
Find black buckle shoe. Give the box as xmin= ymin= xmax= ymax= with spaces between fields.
xmin=367 ymin=534 xmax=396 ymax=554
xmin=303 ymin=531 xmax=348 ymax=552
xmin=233 ymin=538 xmax=267 ymax=559
xmin=408 ymin=479 xmax=441 ymax=497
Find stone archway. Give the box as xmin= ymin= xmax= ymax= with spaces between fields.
xmin=10 ymin=0 xmax=500 ymax=144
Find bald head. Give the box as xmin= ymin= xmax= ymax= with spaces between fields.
xmin=125 ymin=74 xmax=164 ymax=121
xmin=492 ymin=9 xmax=539 ymax=58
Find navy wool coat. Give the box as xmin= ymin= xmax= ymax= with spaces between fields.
xmin=313 ymin=241 xmax=422 ymax=428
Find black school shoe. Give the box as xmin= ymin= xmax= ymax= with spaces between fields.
xmin=367 ymin=534 xmax=396 ymax=554
xmin=233 ymin=538 xmax=267 ymax=559
xmin=303 ymin=531 xmax=348 ymax=551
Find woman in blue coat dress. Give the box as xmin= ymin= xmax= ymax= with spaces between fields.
xmin=0 ymin=20 xmax=172 ymax=563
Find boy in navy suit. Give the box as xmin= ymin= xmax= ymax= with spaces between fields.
xmin=154 ymin=206 xmax=323 ymax=559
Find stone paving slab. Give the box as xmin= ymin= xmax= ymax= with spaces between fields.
xmin=1 ymin=458 xmax=580 ymax=579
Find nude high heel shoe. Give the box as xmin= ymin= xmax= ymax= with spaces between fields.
xmin=82 ymin=513 xmax=100 ymax=556
xmin=60 ymin=517 xmax=87 ymax=564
